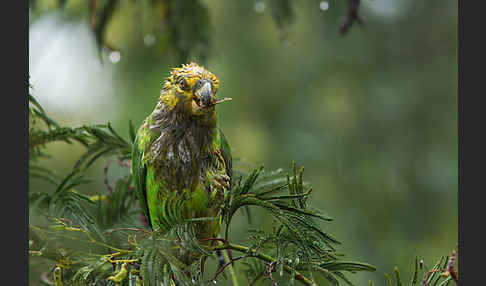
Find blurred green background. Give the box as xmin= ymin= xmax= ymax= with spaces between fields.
xmin=29 ymin=0 xmax=457 ymax=285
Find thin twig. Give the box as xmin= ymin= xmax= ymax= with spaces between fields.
xmin=104 ymin=162 xmax=113 ymax=194
xmin=139 ymin=212 xmax=150 ymax=227
xmin=104 ymin=227 xmax=151 ymax=235
xmin=248 ymin=272 xmax=264 ymax=286
xmin=104 ymin=160 xmax=130 ymax=195
xmin=30 ymin=225 xmax=130 ymax=253
xmin=213 ymin=243 xmax=314 ymax=285
xmin=264 ymin=261 xmax=278 ymax=286
xmin=199 ymin=237 xmax=226 ymax=244
xmin=160 ymin=0 xmax=171 ymax=32
xmin=117 ymin=159 xmax=130 ymax=168
xmin=40 ymin=272 xmax=53 ymax=285
xmin=340 ymin=0 xmax=365 ymax=35
xmin=447 ymin=246 xmax=458 ymax=284
xmin=89 ymin=0 xmax=97 ymax=29
xmin=211 ymin=254 xmax=251 ymax=282
xmin=223 ymin=248 xmax=240 ymax=286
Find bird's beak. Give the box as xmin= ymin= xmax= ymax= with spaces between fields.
xmin=194 ymin=80 xmax=232 ymax=108
xmin=198 ymin=81 xmax=213 ymax=107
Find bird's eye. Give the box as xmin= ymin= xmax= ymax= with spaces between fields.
xmin=178 ymin=78 xmax=189 ymax=90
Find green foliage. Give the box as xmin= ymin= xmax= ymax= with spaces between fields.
xmin=216 ymin=162 xmax=375 ymax=285
xmin=30 ymin=171 xmax=100 ymax=239
xmin=29 ymin=85 xmax=375 ymax=285
xmin=28 ymin=0 xmax=458 ymax=285
xmin=28 ymin=0 xmax=362 ymax=65
xmin=95 ymin=174 xmax=137 ymax=228
xmin=169 ymin=0 xmax=211 ymax=64
xmin=29 ymin=87 xmax=132 ymax=167
xmin=377 ymin=250 xmax=459 ymax=286
xmin=137 ymin=236 xmax=193 ymax=286
xmin=92 ymin=0 xmax=120 ymax=53
xmin=268 ymin=0 xmax=294 ymax=41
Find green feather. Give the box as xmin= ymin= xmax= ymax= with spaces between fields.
xmin=131 ymin=64 xmax=232 ymax=247
xmin=132 ymin=120 xmax=232 ymax=236
xmin=131 ymin=133 xmax=151 ymax=225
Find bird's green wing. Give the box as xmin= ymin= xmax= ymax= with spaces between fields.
xmin=217 ymin=128 xmax=232 ymax=183
xmin=131 ymin=134 xmax=151 ymax=228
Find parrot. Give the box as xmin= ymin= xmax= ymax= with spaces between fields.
xmin=131 ymin=63 xmax=232 ymax=257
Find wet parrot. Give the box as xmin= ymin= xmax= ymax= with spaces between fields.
xmin=131 ymin=63 xmax=232 ymax=245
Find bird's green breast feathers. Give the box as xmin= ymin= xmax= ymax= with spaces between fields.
xmin=132 ymin=117 xmax=231 ymax=232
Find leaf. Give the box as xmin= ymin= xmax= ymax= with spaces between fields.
xmin=436 ymin=277 xmax=452 ymax=286
xmin=385 ymin=273 xmax=393 ymax=286
xmin=410 ymin=257 xmax=419 ymax=286
xmin=59 ymin=0 xmax=68 ymax=9
xmin=29 ymin=94 xmax=45 ymax=114
xmin=169 ymin=0 xmax=211 ymax=64
xmin=129 ymin=119 xmax=137 ymax=143
xmin=269 ymin=0 xmax=295 ymax=41
xmin=394 ymin=267 xmax=403 ymax=286
xmin=319 ymin=261 xmax=376 ymax=272
xmin=93 ymin=0 xmax=120 ymax=52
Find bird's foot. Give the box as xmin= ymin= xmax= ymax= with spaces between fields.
xmin=213 ymin=174 xmax=230 ymax=190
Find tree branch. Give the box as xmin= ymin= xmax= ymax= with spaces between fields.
xmin=213 ymin=243 xmax=314 ymax=286
xmin=340 ymin=0 xmax=365 ymax=35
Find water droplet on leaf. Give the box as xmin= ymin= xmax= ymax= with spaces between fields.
xmin=319 ymin=1 xmax=329 ymax=11
xmin=144 ymin=34 xmax=156 ymax=46
xmin=254 ymin=1 xmax=265 ymax=13
xmin=109 ymin=51 xmax=121 ymax=63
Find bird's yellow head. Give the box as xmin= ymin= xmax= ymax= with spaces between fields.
xmin=161 ymin=62 xmax=231 ymax=116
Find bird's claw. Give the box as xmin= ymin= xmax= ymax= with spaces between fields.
xmin=211 ymin=174 xmax=229 ymax=199
xmin=214 ymin=174 xmax=230 ymax=190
